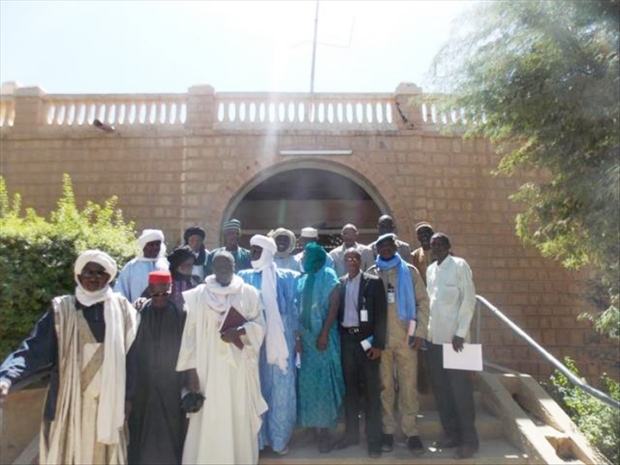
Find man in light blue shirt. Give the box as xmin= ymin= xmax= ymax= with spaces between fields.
xmin=114 ymin=229 xmax=169 ymax=303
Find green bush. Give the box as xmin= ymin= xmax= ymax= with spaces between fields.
xmin=548 ymin=357 xmax=620 ymax=464
xmin=0 ymin=174 xmax=138 ymax=359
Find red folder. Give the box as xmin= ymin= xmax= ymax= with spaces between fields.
xmin=219 ymin=306 xmax=248 ymax=350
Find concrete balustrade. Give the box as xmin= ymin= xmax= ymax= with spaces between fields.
xmin=43 ymin=94 xmax=187 ymax=126
xmin=0 ymin=98 xmax=15 ymax=127
xmin=0 ymin=82 xmax=475 ymax=132
xmin=421 ymin=99 xmax=488 ymax=126
xmin=214 ymin=93 xmax=396 ymax=130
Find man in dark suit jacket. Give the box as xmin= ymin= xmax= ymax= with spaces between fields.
xmin=334 ymin=248 xmax=387 ymax=459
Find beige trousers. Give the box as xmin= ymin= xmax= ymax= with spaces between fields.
xmin=380 ymin=342 xmax=419 ymax=437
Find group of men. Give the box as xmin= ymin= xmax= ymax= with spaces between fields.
xmin=0 ymin=214 xmax=479 ymax=464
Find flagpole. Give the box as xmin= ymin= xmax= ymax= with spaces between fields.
xmin=310 ymin=0 xmax=319 ymax=94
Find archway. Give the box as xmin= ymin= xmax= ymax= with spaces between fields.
xmin=223 ymin=160 xmax=390 ymax=249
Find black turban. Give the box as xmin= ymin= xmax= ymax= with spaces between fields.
xmin=168 ymin=245 xmax=195 ymax=272
xmin=184 ymin=227 xmax=206 ymax=243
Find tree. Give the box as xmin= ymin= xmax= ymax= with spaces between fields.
xmin=429 ymin=0 xmax=619 ymax=337
xmin=0 ymin=174 xmax=138 ymax=358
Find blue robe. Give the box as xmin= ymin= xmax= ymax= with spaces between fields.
xmin=296 ymin=265 xmax=344 ymax=429
xmin=274 ymin=255 xmax=298 ymax=271
xmin=113 ymin=258 xmax=169 ymax=303
xmin=238 ymin=267 xmax=300 ymax=452
xmin=205 ymin=247 xmax=252 ymax=275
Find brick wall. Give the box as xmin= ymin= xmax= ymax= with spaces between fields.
xmin=0 ymin=84 xmax=616 ymax=382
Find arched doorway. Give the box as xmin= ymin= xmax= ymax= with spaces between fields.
xmin=223 ymin=160 xmax=390 ymax=250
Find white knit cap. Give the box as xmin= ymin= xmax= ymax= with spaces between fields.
xmin=300 ymin=227 xmax=318 ymax=238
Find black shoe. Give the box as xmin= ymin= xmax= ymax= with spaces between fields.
xmin=380 ymin=434 xmax=393 ymax=453
xmin=407 ymin=436 xmax=425 ymax=455
xmin=334 ymin=434 xmax=359 ymax=450
xmin=318 ymin=430 xmax=334 ymax=454
xmin=433 ymin=437 xmax=461 ymax=449
xmin=453 ymin=445 xmax=477 ymax=460
xmin=368 ymin=448 xmax=382 ymax=459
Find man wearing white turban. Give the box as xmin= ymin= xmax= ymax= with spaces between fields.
xmin=0 ymin=250 xmax=138 ymax=464
xmin=114 ymin=229 xmax=169 ymax=303
xmin=238 ymin=235 xmax=301 ymax=455
xmin=268 ymin=228 xmax=298 ymax=270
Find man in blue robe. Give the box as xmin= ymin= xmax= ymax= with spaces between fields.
xmin=114 ymin=229 xmax=169 ymax=303
xmin=238 ymin=235 xmax=300 ymax=456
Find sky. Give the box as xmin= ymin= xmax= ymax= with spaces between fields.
xmin=0 ymin=0 xmax=479 ymax=95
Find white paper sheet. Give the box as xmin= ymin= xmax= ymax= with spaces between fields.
xmin=442 ymin=343 xmax=483 ymax=371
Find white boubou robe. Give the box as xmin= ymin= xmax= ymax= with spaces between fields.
xmin=176 ymin=276 xmax=267 ymax=465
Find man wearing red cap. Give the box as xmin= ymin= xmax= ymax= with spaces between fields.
xmin=127 ymin=270 xmax=187 ymax=465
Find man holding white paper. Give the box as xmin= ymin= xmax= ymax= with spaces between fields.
xmin=426 ymin=233 xmax=479 ymax=460
xmin=366 ymin=233 xmax=429 ymax=456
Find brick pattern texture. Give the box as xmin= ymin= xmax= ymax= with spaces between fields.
xmin=0 ymin=86 xmax=616 ymax=383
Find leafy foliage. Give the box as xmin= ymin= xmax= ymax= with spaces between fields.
xmin=429 ymin=0 xmax=619 ymax=337
xmin=548 ymin=357 xmax=620 ymax=464
xmin=0 ymin=175 xmax=138 ymax=358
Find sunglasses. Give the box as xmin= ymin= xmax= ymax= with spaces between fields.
xmin=151 ymin=292 xmax=170 ymax=298
xmin=80 ymin=270 xmax=110 ymax=279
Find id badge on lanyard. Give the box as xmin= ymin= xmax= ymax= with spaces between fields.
xmin=387 ymin=285 xmax=396 ymax=304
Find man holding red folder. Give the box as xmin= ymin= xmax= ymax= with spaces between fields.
xmin=176 ymin=251 xmax=267 ymax=465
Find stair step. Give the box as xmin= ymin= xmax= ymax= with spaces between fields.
xmin=259 ymin=438 xmax=528 ymax=464
xmin=418 ymin=391 xmax=483 ymax=411
xmin=416 ymin=409 xmax=503 ymax=440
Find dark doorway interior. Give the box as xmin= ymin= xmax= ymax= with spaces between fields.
xmin=230 ymin=168 xmax=383 ymax=249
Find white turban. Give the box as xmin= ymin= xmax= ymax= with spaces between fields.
xmin=250 ymin=235 xmax=277 ymax=255
xmin=137 ymin=229 xmax=166 ymax=259
xmin=74 ymin=249 xmax=117 ymax=284
xmin=250 ymin=234 xmax=289 ymax=373
xmin=270 ymin=228 xmax=296 ymax=258
xmin=74 ymin=249 xmax=117 ymax=307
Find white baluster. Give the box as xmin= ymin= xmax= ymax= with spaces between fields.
xmin=117 ymin=103 xmax=126 ymax=125
xmin=180 ymin=103 xmax=187 ymax=124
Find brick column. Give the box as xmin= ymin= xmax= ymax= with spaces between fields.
xmin=394 ymin=82 xmax=423 ymax=130
xmin=185 ymin=84 xmax=215 ymax=130
xmin=12 ymin=86 xmax=47 ymax=131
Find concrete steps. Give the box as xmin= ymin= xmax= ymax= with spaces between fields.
xmin=259 ymin=436 xmax=527 ymax=464
xmin=259 ymin=393 xmax=520 ymax=465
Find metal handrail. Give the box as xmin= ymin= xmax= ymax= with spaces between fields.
xmin=474 ymin=294 xmax=620 ymax=410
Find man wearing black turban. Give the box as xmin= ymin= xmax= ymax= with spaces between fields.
xmin=183 ymin=227 xmax=209 ymax=281
xmin=168 ymin=245 xmax=202 ymax=307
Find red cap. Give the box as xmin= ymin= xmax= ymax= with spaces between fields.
xmin=149 ymin=270 xmax=172 ymax=284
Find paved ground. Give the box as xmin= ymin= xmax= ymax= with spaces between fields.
xmin=259 ymin=430 xmax=529 ymax=465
